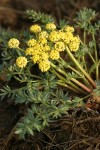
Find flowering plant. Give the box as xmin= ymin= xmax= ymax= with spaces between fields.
xmin=7 ymin=8 xmax=100 ymax=95
xmin=0 ymin=8 xmax=100 ymax=138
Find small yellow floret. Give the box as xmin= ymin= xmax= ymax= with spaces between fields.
xmin=38 ymin=38 xmax=47 ymax=45
xmin=49 ymin=31 xmax=60 ymax=42
xmin=45 ymin=23 xmax=56 ymax=30
xmin=43 ymin=44 xmax=50 ymax=51
xmin=16 ymin=56 xmax=27 ymax=68
xmin=50 ymin=50 xmax=60 ymax=60
xmin=63 ymin=32 xmax=73 ymax=44
xmin=69 ymin=36 xmax=80 ymax=52
xmin=39 ymin=31 xmax=49 ymax=39
xmin=58 ymin=31 xmax=66 ymax=40
xmin=54 ymin=41 xmax=65 ymax=51
xmin=8 ymin=38 xmax=19 ymax=48
xmin=32 ymin=54 xmax=40 ymax=64
xmin=30 ymin=24 xmax=41 ymax=33
xmin=32 ymin=43 xmax=43 ymax=54
xmin=40 ymin=52 xmax=49 ymax=61
xmin=39 ymin=60 xmax=50 ymax=72
xmin=25 ymin=47 xmax=34 ymax=55
xmin=64 ymin=26 xmax=74 ymax=32
xmin=27 ymin=39 xmax=37 ymax=47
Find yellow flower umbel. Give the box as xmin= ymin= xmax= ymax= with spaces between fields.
xmin=30 ymin=24 xmax=41 ymax=33
xmin=32 ymin=54 xmax=40 ymax=64
xmin=38 ymin=38 xmax=47 ymax=45
xmin=64 ymin=25 xmax=74 ymax=32
xmin=25 ymin=47 xmax=34 ymax=55
xmin=63 ymin=32 xmax=73 ymax=44
xmin=54 ymin=41 xmax=65 ymax=51
xmin=45 ymin=23 xmax=56 ymax=30
xmin=43 ymin=44 xmax=50 ymax=52
xmin=8 ymin=38 xmax=19 ymax=48
xmin=16 ymin=56 xmax=27 ymax=68
xmin=50 ymin=50 xmax=60 ymax=60
xmin=38 ymin=31 xmax=49 ymax=39
xmin=39 ymin=60 xmax=50 ymax=72
xmin=27 ymin=39 xmax=37 ymax=47
xmin=69 ymin=36 xmax=80 ymax=52
xmin=49 ymin=31 xmax=60 ymax=42
xmin=40 ymin=52 xmax=49 ymax=61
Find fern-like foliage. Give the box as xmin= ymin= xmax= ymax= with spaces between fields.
xmin=26 ymin=10 xmax=55 ymax=24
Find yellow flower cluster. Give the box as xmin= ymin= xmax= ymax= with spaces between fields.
xmin=8 ymin=38 xmax=19 ymax=48
xmin=69 ymin=36 xmax=80 ymax=51
xmin=38 ymin=31 xmax=49 ymax=39
xmin=27 ymin=39 xmax=37 ymax=47
xmin=38 ymin=38 xmax=47 ymax=45
xmin=16 ymin=56 xmax=27 ymax=68
xmin=49 ymin=31 xmax=60 ymax=42
xmin=30 ymin=24 xmax=41 ymax=33
xmin=45 ymin=23 xmax=56 ymax=30
xmin=63 ymin=32 xmax=73 ymax=44
xmin=32 ymin=54 xmax=40 ymax=64
xmin=54 ymin=41 xmax=65 ymax=51
xmin=64 ymin=25 xmax=74 ymax=32
xmin=50 ymin=50 xmax=60 ymax=60
xmin=8 ymin=23 xmax=80 ymax=72
xmin=39 ymin=60 xmax=50 ymax=72
xmin=25 ymin=47 xmax=34 ymax=55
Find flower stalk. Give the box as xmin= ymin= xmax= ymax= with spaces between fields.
xmin=65 ymin=46 xmax=96 ymax=88
xmin=92 ymin=33 xmax=99 ymax=81
xmin=50 ymin=62 xmax=91 ymax=94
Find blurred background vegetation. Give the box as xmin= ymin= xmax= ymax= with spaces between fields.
xmin=0 ymin=0 xmax=100 ymax=29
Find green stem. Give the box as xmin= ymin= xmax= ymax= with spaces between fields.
xmin=80 ymin=39 xmax=96 ymax=63
xmin=81 ymin=93 xmax=92 ymax=100
xmin=71 ymin=78 xmax=92 ymax=93
xmin=53 ymin=72 xmax=87 ymax=94
xmin=92 ymin=34 xmax=97 ymax=61
xmin=84 ymin=30 xmax=86 ymax=44
xmin=59 ymin=57 xmax=91 ymax=87
xmin=82 ymin=56 xmax=88 ymax=73
xmin=18 ymin=47 xmax=24 ymax=52
xmin=56 ymin=82 xmax=80 ymax=93
xmin=88 ymin=52 xmax=96 ymax=63
xmin=68 ymin=65 xmax=91 ymax=87
xmin=92 ymin=33 xmax=99 ymax=81
xmin=65 ymin=46 xmax=96 ymax=88
xmin=50 ymin=65 xmax=87 ymax=94
xmin=16 ymin=47 xmax=24 ymax=56
xmin=50 ymin=70 xmax=79 ymax=93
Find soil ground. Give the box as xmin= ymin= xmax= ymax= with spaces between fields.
xmin=0 ymin=0 xmax=100 ymax=150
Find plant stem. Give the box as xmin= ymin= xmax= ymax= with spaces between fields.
xmin=65 ymin=46 xmax=96 ymax=88
xmin=59 ymin=57 xmax=91 ymax=87
xmin=92 ymin=33 xmax=99 ymax=81
xmin=82 ymin=56 xmax=88 ymax=73
xmin=88 ymin=52 xmax=96 ymax=63
xmin=68 ymin=65 xmax=91 ymax=87
xmin=71 ymin=78 xmax=92 ymax=93
xmin=83 ymin=30 xmax=86 ymax=44
xmin=50 ymin=64 xmax=87 ymax=94
xmin=50 ymin=70 xmax=79 ymax=93
xmin=56 ymin=82 xmax=80 ymax=93
xmin=54 ymin=71 xmax=87 ymax=94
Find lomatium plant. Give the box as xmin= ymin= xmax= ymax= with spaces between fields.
xmin=0 ymin=8 xmax=100 ymax=138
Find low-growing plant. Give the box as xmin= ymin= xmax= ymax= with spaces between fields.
xmin=0 ymin=8 xmax=100 ymax=138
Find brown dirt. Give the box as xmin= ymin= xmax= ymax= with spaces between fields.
xmin=0 ymin=0 xmax=100 ymax=150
